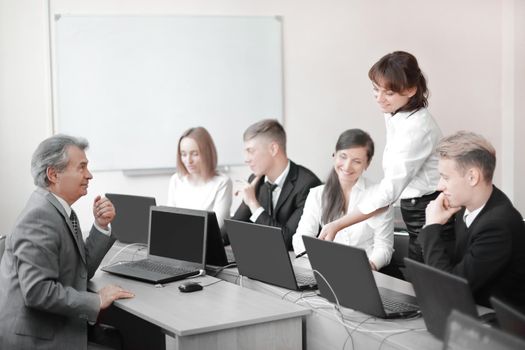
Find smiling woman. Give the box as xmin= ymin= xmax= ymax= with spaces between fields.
xmin=318 ymin=51 xmax=455 ymax=265
xmin=292 ymin=129 xmax=394 ymax=271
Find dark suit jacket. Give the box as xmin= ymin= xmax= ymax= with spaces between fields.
xmin=232 ymin=161 xmax=321 ymax=250
xmin=0 ymin=188 xmax=115 ymax=350
xmin=418 ymin=186 xmax=525 ymax=310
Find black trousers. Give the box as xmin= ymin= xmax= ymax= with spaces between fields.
xmin=400 ymin=191 xmax=455 ymax=262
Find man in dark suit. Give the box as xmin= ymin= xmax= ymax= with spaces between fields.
xmin=419 ymin=131 xmax=525 ymax=310
xmin=232 ymin=119 xmax=321 ymax=250
xmin=0 ymin=135 xmax=134 ymax=350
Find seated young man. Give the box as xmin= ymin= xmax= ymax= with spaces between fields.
xmin=232 ymin=119 xmax=321 ymax=250
xmin=419 ymin=131 xmax=525 ymax=310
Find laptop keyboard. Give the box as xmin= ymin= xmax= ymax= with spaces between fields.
xmin=131 ymin=259 xmax=195 ymax=276
xmin=381 ymin=297 xmax=419 ymax=313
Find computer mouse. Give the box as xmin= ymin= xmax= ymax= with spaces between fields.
xmin=178 ymin=281 xmax=203 ymax=293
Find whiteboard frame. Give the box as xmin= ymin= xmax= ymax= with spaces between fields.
xmin=49 ymin=14 xmax=284 ymax=172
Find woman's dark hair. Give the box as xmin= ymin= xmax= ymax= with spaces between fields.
xmin=321 ymin=129 xmax=374 ymax=224
xmin=368 ymin=51 xmax=428 ymax=113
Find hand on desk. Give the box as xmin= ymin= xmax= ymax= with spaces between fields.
xmin=99 ymin=284 xmax=135 ymax=310
xmin=318 ymin=221 xmax=339 ymax=241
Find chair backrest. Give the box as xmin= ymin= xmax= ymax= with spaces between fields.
xmin=393 ymin=205 xmax=407 ymax=231
xmin=391 ymin=232 xmax=409 ymax=266
xmin=0 ymin=235 xmax=6 ymax=262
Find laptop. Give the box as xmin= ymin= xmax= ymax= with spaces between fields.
xmin=404 ymin=258 xmax=495 ymax=340
xmin=204 ymin=211 xmax=235 ymax=267
xmin=443 ymin=310 xmax=525 ymax=350
xmin=102 ymin=206 xmax=207 ymax=284
xmin=491 ymin=297 xmax=525 ymax=339
xmin=105 ymin=193 xmax=156 ymax=244
xmin=224 ymin=219 xmax=317 ymax=291
xmin=302 ymin=235 xmax=419 ymax=319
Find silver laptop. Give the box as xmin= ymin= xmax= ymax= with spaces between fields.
xmin=105 ymin=193 xmax=156 ymax=244
xmin=102 ymin=206 xmax=207 ymax=284
xmin=303 ymin=235 xmax=419 ymax=319
xmin=224 ymin=219 xmax=316 ymax=291
xmin=444 ymin=310 xmax=525 ymax=350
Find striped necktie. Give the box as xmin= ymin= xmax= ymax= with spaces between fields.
xmin=70 ymin=210 xmax=81 ymax=240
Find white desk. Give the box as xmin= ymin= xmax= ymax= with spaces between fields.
xmin=211 ymin=254 xmax=443 ymax=350
xmin=92 ymin=245 xmax=310 ymax=350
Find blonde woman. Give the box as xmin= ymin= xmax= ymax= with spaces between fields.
xmin=168 ymin=127 xmax=232 ymax=228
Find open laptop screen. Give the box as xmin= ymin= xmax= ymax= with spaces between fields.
xmin=105 ymin=193 xmax=156 ymax=244
xmin=148 ymin=207 xmax=206 ymax=265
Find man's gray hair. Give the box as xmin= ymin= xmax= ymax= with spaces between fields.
xmin=31 ymin=134 xmax=89 ymax=188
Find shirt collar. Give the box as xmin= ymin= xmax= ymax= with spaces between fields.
xmin=265 ymin=160 xmax=290 ymax=189
xmin=354 ymin=176 xmax=366 ymax=192
xmin=388 ymin=108 xmax=420 ymax=119
xmin=51 ymin=193 xmax=72 ymax=217
xmin=463 ymin=203 xmax=486 ymax=227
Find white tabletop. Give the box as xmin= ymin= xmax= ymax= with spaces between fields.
xmin=90 ymin=266 xmax=309 ymax=337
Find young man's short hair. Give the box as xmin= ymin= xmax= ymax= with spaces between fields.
xmin=436 ymin=131 xmax=496 ymax=182
xmin=243 ymin=119 xmax=286 ymax=153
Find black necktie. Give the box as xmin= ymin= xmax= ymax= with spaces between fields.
xmin=70 ymin=210 xmax=81 ymax=240
xmin=264 ymin=182 xmax=278 ymax=217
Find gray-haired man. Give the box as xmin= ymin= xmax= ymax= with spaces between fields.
xmin=0 ymin=134 xmax=133 ymax=350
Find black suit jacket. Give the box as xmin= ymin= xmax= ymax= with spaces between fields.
xmin=418 ymin=186 xmax=525 ymax=310
xmin=231 ymin=161 xmax=321 ymax=250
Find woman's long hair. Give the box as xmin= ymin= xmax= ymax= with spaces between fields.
xmin=176 ymin=126 xmax=218 ymax=180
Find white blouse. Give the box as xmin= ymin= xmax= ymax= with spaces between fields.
xmin=358 ymin=108 xmax=442 ymax=214
xmin=167 ymin=172 xmax=232 ymax=228
xmin=292 ymin=177 xmax=394 ymax=269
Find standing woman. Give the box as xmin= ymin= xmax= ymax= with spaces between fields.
xmin=320 ymin=51 xmax=453 ymax=262
xmin=293 ymin=129 xmax=394 ymax=271
xmin=167 ymin=127 xmax=232 ymax=229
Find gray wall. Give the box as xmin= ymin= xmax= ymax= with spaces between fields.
xmin=1 ymin=0 xmax=523 ymax=233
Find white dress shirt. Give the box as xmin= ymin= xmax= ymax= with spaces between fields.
xmin=292 ymin=177 xmax=394 ymax=269
xmin=51 ymin=193 xmax=111 ymax=236
xmin=463 ymin=204 xmax=486 ymax=228
xmin=250 ymin=161 xmax=290 ymax=222
xmin=167 ymin=172 xmax=232 ymax=228
xmin=358 ymin=108 xmax=442 ymax=214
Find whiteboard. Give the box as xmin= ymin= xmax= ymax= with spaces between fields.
xmin=53 ymin=15 xmax=283 ymax=171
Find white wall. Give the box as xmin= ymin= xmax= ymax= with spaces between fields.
xmin=0 ymin=0 xmax=522 ymax=234
xmin=513 ymin=0 xmax=525 ymax=211
xmin=0 ymin=0 xmax=51 ymax=233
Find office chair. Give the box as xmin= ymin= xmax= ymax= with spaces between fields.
xmin=378 ymin=206 xmax=409 ymax=279
xmin=88 ymin=323 xmax=123 ymax=350
xmin=379 ymin=231 xmax=408 ymax=280
xmin=389 ymin=205 xmax=410 ymax=277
